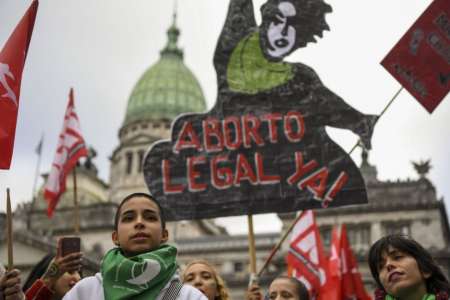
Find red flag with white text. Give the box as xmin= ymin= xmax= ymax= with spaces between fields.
xmin=44 ymin=89 xmax=88 ymax=217
xmin=286 ymin=210 xmax=329 ymax=299
xmin=0 ymin=0 xmax=39 ymax=169
xmin=340 ymin=224 xmax=371 ymax=300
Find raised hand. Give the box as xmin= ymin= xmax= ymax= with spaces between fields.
xmin=1 ymin=269 xmax=25 ymax=300
xmin=247 ymin=284 xmax=264 ymax=300
xmin=42 ymin=239 xmax=83 ymax=290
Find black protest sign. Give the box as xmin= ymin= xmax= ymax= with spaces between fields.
xmin=144 ymin=0 xmax=378 ymax=221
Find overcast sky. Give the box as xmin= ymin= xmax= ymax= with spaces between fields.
xmin=0 ymin=0 xmax=448 ymax=234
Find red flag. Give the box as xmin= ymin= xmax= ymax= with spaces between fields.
xmin=322 ymin=226 xmax=342 ymax=300
xmin=286 ymin=211 xmax=329 ymax=299
xmin=0 ymin=1 xmax=39 ymax=169
xmin=44 ymin=89 xmax=88 ymax=217
xmin=340 ymin=225 xmax=371 ymax=300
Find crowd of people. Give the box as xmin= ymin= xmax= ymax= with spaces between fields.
xmin=1 ymin=192 xmax=449 ymax=300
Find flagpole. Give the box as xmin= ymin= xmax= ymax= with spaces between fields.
xmin=6 ymin=188 xmax=14 ymax=270
xmin=348 ymin=86 xmax=404 ymax=155
xmin=247 ymin=214 xmax=257 ymax=285
xmin=73 ymin=167 xmax=80 ymax=235
xmin=256 ymin=86 xmax=404 ymax=276
xmin=31 ymin=135 xmax=43 ymax=200
xmin=29 ymin=135 xmax=43 ymax=230
xmin=257 ymin=211 xmax=303 ymax=277
xmin=31 ymin=135 xmax=44 ymax=200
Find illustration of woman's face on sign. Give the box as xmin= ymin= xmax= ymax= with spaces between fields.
xmin=260 ymin=0 xmax=332 ymax=60
xmin=265 ymin=1 xmax=297 ymax=58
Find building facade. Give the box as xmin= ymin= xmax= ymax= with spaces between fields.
xmin=2 ymin=16 xmax=449 ymax=299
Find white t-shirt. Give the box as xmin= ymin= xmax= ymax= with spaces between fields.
xmin=63 ymin=273 xmax=207 ymax=300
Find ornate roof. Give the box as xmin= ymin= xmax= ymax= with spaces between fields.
xmin=123 ymin=14 xmax=206 ymax=126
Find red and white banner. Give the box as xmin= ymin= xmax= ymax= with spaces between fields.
xmin=381 ymin=0 xmax=450 ymax=113
xmin=0 ymin=0 xmax=39 ymax=169
xmin=287 ymin=210 xmax=329 ymax=299
xmin=44 ymin=88 xmax=87 ymax=217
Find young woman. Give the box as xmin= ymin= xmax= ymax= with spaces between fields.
xmin=1 ymin=241 xmax=82 ymax=300
xmin=23 ymin=250 xmax=82 ymax=300
xmin=368 ymin=234 xmax=450 ymax=300
xmin=247 ymin=276 xmax=310 ymax=300
xmin=63 ymin=193 xmax=206 ymax=300
xmin=182 ymin=260 xmax=230 ymax=300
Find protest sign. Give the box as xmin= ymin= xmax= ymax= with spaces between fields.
xmin=382 ymin=0 xmax=450 ymax=113
xmin=144 ymin=0 xmax=377 ymax=221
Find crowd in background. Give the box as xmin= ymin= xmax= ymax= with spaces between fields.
xmin=1 ymin=193 xmax=449 ymax=300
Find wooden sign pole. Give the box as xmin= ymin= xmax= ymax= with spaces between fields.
xmin=247 ymin=214 xmax=257 ymax=285
xmin=6 ymin=188 xmax=13 ymax=270
xmin=73 ymin=168 xmax=80 ymax=235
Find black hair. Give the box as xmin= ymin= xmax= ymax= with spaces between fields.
xmin=272 ymin=276 xmax=310 ymax=300
xmin=22 ymin=254 xmax=54 ymax=292
xmin=114 ymin=192 xmax=166 ymax=231
xmin=260 ymin=0 xmax=332 ymax=49
xmin=368 ymin=234 xmax=450 ymax=294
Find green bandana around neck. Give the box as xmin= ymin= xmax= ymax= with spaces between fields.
xmin=101 ymin=244 xmax=178 ymax=300
xmin=227 ymin=31 xmax=294 ymax=94
xmin=385 ymin=293 xmax=435 ymax=300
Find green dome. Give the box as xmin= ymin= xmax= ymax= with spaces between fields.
xmin=124 ymin=17 xmax=207 ymax=125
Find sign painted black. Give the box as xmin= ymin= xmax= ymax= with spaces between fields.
xmin=144 ymin=0 xmax=378 ymax=221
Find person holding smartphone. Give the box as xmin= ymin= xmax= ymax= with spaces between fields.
xmin=21 ymin=237 xmax=83 ymax=300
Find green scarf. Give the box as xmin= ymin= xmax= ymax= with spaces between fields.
xmin=101 ymin=244 xmax=178 ymax=300
xmin=385 ymin=294 xmax=435 ymax=300
xmin=227 ymin=31 xmax=294 ymax=94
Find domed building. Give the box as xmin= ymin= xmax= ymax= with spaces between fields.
xmin=5 ymin=15 xmax=225 ymax=280
xmin=109 ymin=16 xmax=207 ymax=205
xmin=108 ymin=15 xmax=224 ymax=241
xmin=3 ymin=13 xmax=450 ymax=299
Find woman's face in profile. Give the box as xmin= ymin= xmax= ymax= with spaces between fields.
xmin=264 ymin=1 xmax=297 ymax=58
xmin=378 ymin=246 xmax=429 ymax=298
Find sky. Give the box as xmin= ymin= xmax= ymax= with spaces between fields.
xmin=0 ymin=0 xmax=448 ymax=235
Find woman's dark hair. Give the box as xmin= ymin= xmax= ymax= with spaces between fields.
xmin=273 ymin=276 xmax=310 ymax=300
xmin=22 ymin=254 xmax=54 ymax=292
xmin=114 ymin=192 xmax=166 ymax=231
xmin=368 ymin=234 xmax=450 ymax=294
xmin=260 ymin=0 xmax=332 ymax=49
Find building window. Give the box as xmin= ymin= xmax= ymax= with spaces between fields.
xmin=347 ymin=224 xmax=371 ymax=252
xmin=384 ymin=222 xmax=411 ymax=236
xmin=138 ymin=150 xmax=145 ymax=173
xmin=126 ymin=152 xmax=133 ymax=174
xmin=320 ymin=226 xmax=332 ymax=250
xmin=234 ymin=262 xmax=244 ymax=272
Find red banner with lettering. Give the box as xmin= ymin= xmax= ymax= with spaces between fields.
xmin=381 ymin=0 xmax=450 ymax=113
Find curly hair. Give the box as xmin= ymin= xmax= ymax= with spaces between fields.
xmin=368 ymin=235 xmax=450 ymax=295
xmin=182 ymin=260 xmax=231 ymax=300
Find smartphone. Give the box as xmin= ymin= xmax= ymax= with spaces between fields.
xmin=60 ymin=237 xmax=81 ymax=257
